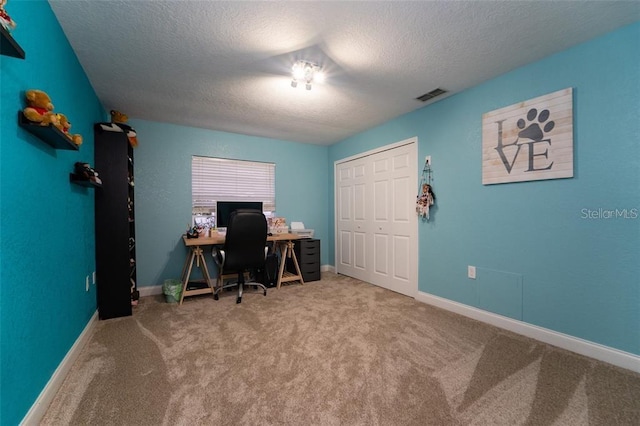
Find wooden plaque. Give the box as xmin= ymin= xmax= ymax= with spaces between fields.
xmin=482 ymin=88 xmax=573 ymax=185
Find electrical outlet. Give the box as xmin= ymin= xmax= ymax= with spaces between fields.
xmin=468 ymin=266 xmax=476 ymax=279
xmin=425 ymin=155 xmax=432 ymax=166
xmin=86 ymin=275 xmax=90 ymax=291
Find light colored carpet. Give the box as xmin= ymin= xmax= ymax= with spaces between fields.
xmin=42 ymin=273 xmax=640 ymax=425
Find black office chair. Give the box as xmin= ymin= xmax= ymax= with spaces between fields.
xmin=212 ymin=209 xmax=268 ymax=304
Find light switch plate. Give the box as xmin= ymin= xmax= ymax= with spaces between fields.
xmin=468 ymin=266 xmax=476 ymax=279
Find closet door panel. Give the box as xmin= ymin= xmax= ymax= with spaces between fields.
xmin=337 ymin=159 xmax=369 ymax=281
xmin=373 ymin=233 xmax=389 ymax=276
xmin=393 ymin=235 xmax=411 ymax=281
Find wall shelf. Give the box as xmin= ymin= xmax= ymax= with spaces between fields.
xmin=70 ymin=173 xmax=102 ymax=188
xmin=18 ymin=112 xmax=79 ymax=150
xmin=1 ymin=26 xmax=25 ymax=59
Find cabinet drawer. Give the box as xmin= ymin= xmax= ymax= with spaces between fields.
xmin=287 ymin=259 xmax=319 ymax=279
xmin=299 ymin=262 xmax=319 ymax=274
xmin=295 ymin=239 xmax=320 ymax=262
xmin=298 ymin=250 xmax=319 ymax=262
xmin=302 ymin=270 xmax=321 ymax=282
xmin=299 ymin=239 xmax=320 ymax=250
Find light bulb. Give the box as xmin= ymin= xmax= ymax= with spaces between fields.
xmin=291 ymin=60 xmax=324 ymax=90
xmin=292 ymin=62 xmax=306 ymax=81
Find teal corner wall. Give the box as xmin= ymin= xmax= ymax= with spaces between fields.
xmin=0 ymin=1 xmax=104 ymax=424
xmin=329 ymin=22 xmax=640 ymax=356
xmin=130 ymin=119 xmax=329 ymax=290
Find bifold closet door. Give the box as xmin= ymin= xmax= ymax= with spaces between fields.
xmin=336 ymin=156 xmax=370 ymax=283
xmin=336 ymin=141 xmax=417 ymax=297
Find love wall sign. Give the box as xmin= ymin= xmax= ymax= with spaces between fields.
xmin=482 ymin=88 xmax=573 ymax=185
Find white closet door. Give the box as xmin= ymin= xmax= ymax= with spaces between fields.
xmin=369 ymin=145 xmax=416 ymax=296
xmin=335 ymin=139 xmax=417 ymax=297
xmin=336 ymin=157 xmax=370 ymax=282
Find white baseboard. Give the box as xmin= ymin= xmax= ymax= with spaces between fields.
xmin=321 ymin=264 xmax=335 ymax=273
xmin=415 ymin=291 xmax=640 ymax=374
xmin=21 ymin=310 xmax=99 ymax=425
xmin=138 ymin=285 xmax=163 ymax=297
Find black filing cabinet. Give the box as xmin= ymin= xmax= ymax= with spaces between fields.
xmin=289 ymin=238 xmax=321 ymax=282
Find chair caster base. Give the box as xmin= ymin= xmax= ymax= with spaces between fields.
xmin=236 ymin=297 xmax=242 ymax=304
xmin=214 ymin=293 xmax=219 ymax=301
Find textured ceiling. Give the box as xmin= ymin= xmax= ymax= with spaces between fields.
xmin=49 ymin=1 xmax=639 ymax=145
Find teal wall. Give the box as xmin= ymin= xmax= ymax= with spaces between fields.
xmin=329 ymin=22 xmax=640 ymax=356
xmin=131 ymin=120 xmax=329 ymax=289
xmin=0 ymin=1 xmax=105 ymax=424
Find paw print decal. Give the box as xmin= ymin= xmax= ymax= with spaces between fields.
xmin=517 ymin=108 xmax=555 ymax=141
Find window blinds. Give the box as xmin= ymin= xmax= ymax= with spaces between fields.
xmin=192 ymin=156 xmax=276 ymax=212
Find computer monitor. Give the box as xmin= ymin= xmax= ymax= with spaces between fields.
xmin=216 ymin=201 xmax=263 ymax=228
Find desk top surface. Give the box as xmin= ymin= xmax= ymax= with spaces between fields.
xmin=183 ymin=232 xmax=302 ymax=246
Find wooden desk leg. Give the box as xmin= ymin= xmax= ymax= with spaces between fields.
xmin=180 ymin=246 xmax=216 ymax=304
xmin=276 ymin=242 xmax=287 ymax=289
xmin=288 ymin=241 xmax=305 ymax=286
xmin=180 ymin=247 xmax=194 ymax=285
xmin=276 ymin=240 xmax=305 ymax=289
xmin=180 ymin=248 xmax=196 ymax=305
xmin=196 ymin=247 xmax=213 ymax=293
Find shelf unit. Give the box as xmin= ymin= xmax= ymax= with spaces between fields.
xmin=127 ymin=148 xmax=138 ymax=304
xmin=0 ymin=26 xmax=25 ymax=59
xmin=69 ymin=173 xmax=102 ymax=188
xmin=94 ymin=123 xmax=137 ymax=319
xmin=18 ymin=112 xmax=79 ymax=150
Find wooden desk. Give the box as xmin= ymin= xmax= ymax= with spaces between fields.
xmin=180 ymin=232 xmax=305 ymax=304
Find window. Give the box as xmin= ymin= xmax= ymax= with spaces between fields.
xmin=192 ymin=156 xmax=275 ymax=227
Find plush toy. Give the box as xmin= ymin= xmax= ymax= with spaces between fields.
xmin=110 ymin=109 xmax=138 ymax=147
xmin=56 ymin=113 xmax=83 ymax=146
xmin=0 ymin=0 xmax=16 ymax=33
xmin=416 ymin=183 xmax=435 ymax=220
xmin=23 ymin=89 xmax=58 ymax=126
xmin=110 ymin=109 xmax=128 ymax=124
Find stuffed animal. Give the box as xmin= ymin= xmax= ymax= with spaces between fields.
xmin=416 ymin=183 xmax=435 ymax=220
xmin=56 ymin=113 xmax=83 ymax=146
xmin=0 ymin=0 xmax=16 ymax=32
xmin=23 ymin=89 xmax=58 ymax=126
xmin=110 ymin=109 xmax=128 ymax=124
xmin=110 ymin=109 xmax=138 ymax=147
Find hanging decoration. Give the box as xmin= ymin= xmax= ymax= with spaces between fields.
xmin=416 ymin=158 xmax=436 ymax=221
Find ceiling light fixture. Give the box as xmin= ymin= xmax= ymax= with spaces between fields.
xmin=291 ymin=60 xmax=323 ymax=90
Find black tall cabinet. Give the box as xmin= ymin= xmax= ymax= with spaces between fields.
xmin=94 ymin=123 xmax=137 ymax=319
